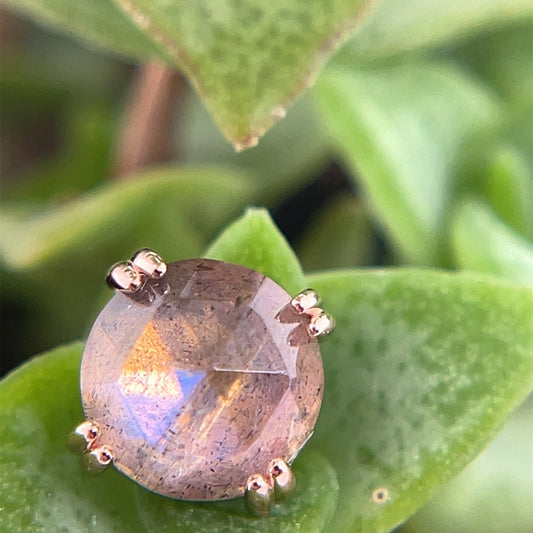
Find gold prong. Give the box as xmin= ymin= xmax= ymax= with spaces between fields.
xmin=267 ymin=458 xmax=296 ymax=501
xmin=67 ymin=421 xmax=99 ymax=453
xmin=131 ymin=248 xmax=167 ymax=278
xmin=245 ymin=473 xmax=273 ymax=516
xmin=83 ymin=445 xmax=113 ymax=474
xmin=106 ymin=261 xmax=142 ymax=292
xmin=290 ymin=289 xmax=321 ymax=314
xmin=308 ymin=310 xmax=336 ymax=337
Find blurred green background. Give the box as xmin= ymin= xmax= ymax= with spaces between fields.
xmin=1 ymin=2 xmax=532 ymax=532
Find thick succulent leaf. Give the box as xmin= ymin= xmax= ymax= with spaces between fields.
xmin=341 ymin=0 xmax=533 ymax=61
xmin=2 ymin=0 xmax=373 ymax=148
xmin=307 ymin=269 xmax=533 ymax=532
xmin=451 ymin=199 xmax=533 ymax=286
xmin=205 ymin=207 xmax=306 ymax=295
xmin=0 ymin=166 xmax=253 ymax=270
xmin=0 ymin=0 xmax=168 ymax=61
xmin=0 ymin=343 xmax=145 ymax=533
xmin=405 ymin=397 xmax=533 ymax=533
xmin=315 ymin=61 xmax=499 ymax=265
xmin=0 ymin=167 xmax=253 ymax=358
xmin=136 ymin=450 xmax=339 ymax=533
xmin=177 ymin=93 xmax=329 ymax=204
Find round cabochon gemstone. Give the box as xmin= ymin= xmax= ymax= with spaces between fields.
xmin=80 ymin=259 xmax=324 ymax=500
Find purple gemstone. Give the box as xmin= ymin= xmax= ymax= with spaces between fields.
xmin=81 ymin=259 xmax=323 ymax=500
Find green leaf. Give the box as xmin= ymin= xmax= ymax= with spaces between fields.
xmin=0 ymin=166 xmax=253 ymax=357
xmin=205 ymin=207 xmax=306 ymax=295
xmin=0 ymin=0 xmax=168 ymax=61
xmin=3 ymin=213 xmax=533 ymax=533
xmin=307 ymin=269 xmax=533 ymax=532
xmin=452 ymin=21 xmax=533 ymax=109
xmin=315 ymin=61 xmax=499 ymax=265
xmin=485 ymin=145 xmax=533 ymax=240
xmin=3 ymin=0 xmax=372 ymax=149
xmin=405 ymin=397 xmax=533 ymax=533
xmin=297 ymin=193 xmax=377 ymax=271
xmin=177 ymin=93 xmax=329 ymax=204
xmin=0 ymin=166 xmax=253 ymax=270
xmin=0 ymin=343 xmax=145 ymax=533
xmin=136 ymin=449 xmax=339 ymax=533
xmin=342 ymin=0 xmax=533 ymax=61
xmin=451 ymin=199 xmax=533 ymax=287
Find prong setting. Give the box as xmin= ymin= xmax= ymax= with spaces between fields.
xmin=106 ymin=249 xmax=168 ymax=294
xmin=308 ymin=311 xmax=336 ymax=337
xmin=268 ymin=458 xmax=296 ymax=501
xmin=286 ymin=289 xmax=335 ymax=343
xmin=132 ymin=248 xmax=167 ymax=278
xmin=67 ymin=421 xmax=100 ymax=453
xmin=107 ymin=261 xmax=142 ymax=291
xmin=84 ymin=445 xmax=114 ymax=474
xmin=245 ymin=473 xmax=274 ymax=516
xmin=291 ymin=289 xmax=321 ymax=314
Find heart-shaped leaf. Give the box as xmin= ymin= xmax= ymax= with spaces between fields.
xmin=315 ymin=60 xmax=499 ymax=265
xmin=451 ymin=199 xmax=533 ymax=286
xmin=3 ymin=0 xmax=373 ymax=149
xmin=307 ymin=269 xmax=533 ymax=532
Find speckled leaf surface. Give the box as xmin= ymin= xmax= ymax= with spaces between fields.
xmin=307 ymin=270 xmax=533 ymax=532
xmin=315 ymin=61 xmax=499 ymax=264
xmin=1 ymin=0 xmax=373 ymax=148
xmin=406 ymin=397 xmax=533 ymax=533
xmin=0 ymin=344 xmax=145 ymax=533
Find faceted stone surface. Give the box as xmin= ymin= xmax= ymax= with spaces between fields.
xmin=81 ymin=259 xmax=324 ymax=500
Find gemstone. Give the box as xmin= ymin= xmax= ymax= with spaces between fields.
xmin=81 ymin=259 xmax=324 ymax=500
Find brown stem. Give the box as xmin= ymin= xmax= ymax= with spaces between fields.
xmin=114 ymin=62 xmax=185 ymax=178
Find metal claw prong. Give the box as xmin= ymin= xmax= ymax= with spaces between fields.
xmin=67 ymin=421 xmax=99 ymax=453
xmin=132 ymin=248 xmax=167 ymax=278
xmin=268 ymin=458 xmax=296 ymax=501
xmin=291 ymin=289 xmax=321 ymax=314
xmin=245 ymin=473 xmax=274 ymax=516
xmin=83 ymin=445 xmax=113 ymax=474
xmin=308 ymin=310 xmax=336 ymax=337
xmin=107 ymin=261 xmax=142 ymax=292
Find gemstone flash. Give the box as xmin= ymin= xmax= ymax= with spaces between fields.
xmin=77 ymin=256 xmax=324 ymax=503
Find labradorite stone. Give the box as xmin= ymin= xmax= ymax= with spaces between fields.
xmin=80 ymin=259 xmax=323 ymax=500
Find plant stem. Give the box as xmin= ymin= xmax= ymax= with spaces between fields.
xmin=114 ymin=62 xmax=184 ymax=178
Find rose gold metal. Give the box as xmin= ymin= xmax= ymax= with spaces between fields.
xmin=107 ymin=261 xmax=142 ymax=292
xmin=268 ymin=458 xmax=296 ymax=501
xmin=131 ymin=248 xmax=167 ymax=278
xmin=245 ymin=473 xmax=273 ymax=515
